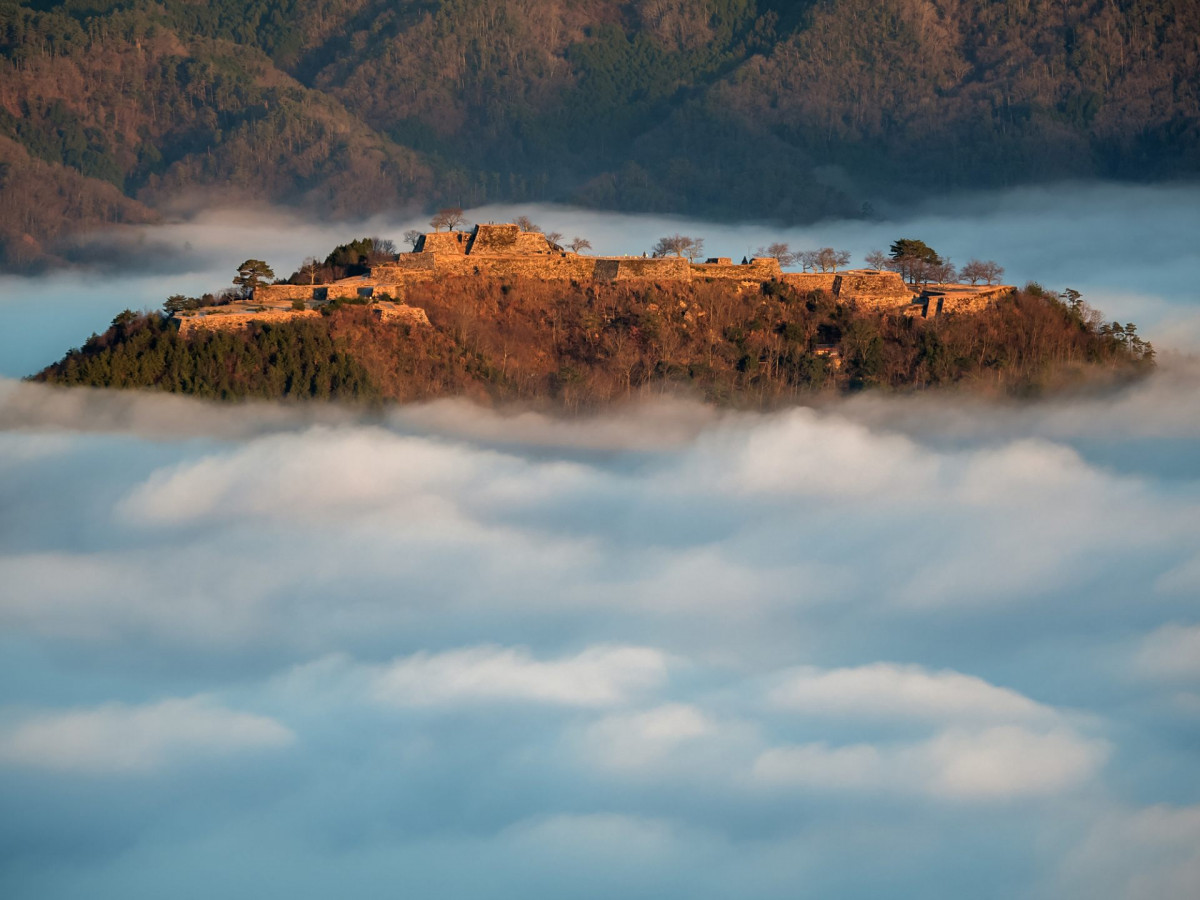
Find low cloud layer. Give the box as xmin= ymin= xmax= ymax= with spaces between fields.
xmin=1 ymin=185 xmax=1199 ymax=898
xmin=0 ymin=697 xmax=293 ymax=773
xmin=2 ymin=362 xmax=1199 ymax=899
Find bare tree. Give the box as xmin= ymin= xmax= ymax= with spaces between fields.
xmin=812 ymin=247 xmax=852 ymax=272
xmin=297 ymin=256 xmax=321 ymax=284
xmin=567 ymin=237 xmax=592 ymax=254
xmin=430 ymin=207 xmax=465 ymax=231
xmin=864 ymin=250 xmax=890 ymax=271
xmin=544 ymin=231 xmax=564 ymax=248
xmin=980 ymin=261 xmax=1004 ymax=285
xmin=403 ymin=229 xmax=423 ymax=250
xmin=653 ymin=234 xmax=704 ymax=261
xmin=754 ymin=242 xmax=796 ymax=265
xmin=366 ymin=237 xmax=397 ymax=265
xmin=930 ymin=259 xmax=958 ymax=284
xmin=795 ymin=250 xmax=818 ymax=272
xmin=515 ymin=215 xmax=539 ymax=232
xmin=910 ymin=258 xmax=956 ymax=286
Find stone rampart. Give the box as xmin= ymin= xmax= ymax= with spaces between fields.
xmin=468 ymin=224 xmax=557 ymax=256
xmin=251 ymin=284 xmax=317 ymax=302
xmin=256 ymin=280 xmax=411 ymax=303
xmin=834 ymin=270 xmax=914 ymax=311
xmin=780 ymin=273 xmax=838 ymax=293
xmin=926 ymin=284 xmax=1015 ymax=315
xmin=374 ymin=302 xmax=431 ymax=327
xmin=175 ymin=308 xmax=323 ymax=337
xmin=691 ymin=257 xmax=781 ymax=281
xmin=415 ymin=231 xmax=469 ymax=254
xmin=376 ymin=254 xmax=438 ymax=273
xmin=468 ymin=255 xmax=598 ymax=280
xmin=594 ymin=257 xmax=692 ymax=281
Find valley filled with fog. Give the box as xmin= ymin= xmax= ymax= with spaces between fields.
xmin=2 ymin=183 xmax=1200 ymax=899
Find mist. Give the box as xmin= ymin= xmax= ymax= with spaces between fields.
xmin=2 ymin=181 xmax=1199 ymax=379
xmin=2 ymin=183 xmax=1200 ymax=899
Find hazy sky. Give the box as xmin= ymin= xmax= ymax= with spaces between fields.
xmin=1 ymin=183 xmax=1199 ymax=899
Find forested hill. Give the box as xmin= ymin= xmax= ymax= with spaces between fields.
xmin=34 ymin=279 xmax=1155 ymax=406
xmin=4 ymin=0 xmax=1199 ymax=269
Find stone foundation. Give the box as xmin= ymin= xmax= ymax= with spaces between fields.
xmin=175 ymin=307 xmax=323 ymax=337
xmin=374 ymin=302 xmax=431 ymax=327
xmin=833 ymin=270 xmax=915 ymax=311
xmin=780 ymin=272 xmax=838 ymax=293
xmin=594 ymin=257 xmax=692 ymax=281
xmin=692 ymin=257 xmax=781 ymax=281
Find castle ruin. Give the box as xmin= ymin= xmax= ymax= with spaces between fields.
xmin=176 ymin=223 xmax=1012 ymax=332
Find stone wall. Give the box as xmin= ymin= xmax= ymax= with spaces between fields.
xmin=374 ymin=302 xmax=431 ymax=326
xmin=175 ymin=308 xmax=323 ymax=337
xmin=833 ymin=270 xmax=914 ymax=311
xmin=780 ymin=273 xmax=838 ymax=293
xmin=252 ymin=284 xmax=319 ymax=302
xmin=256 ymin=279 xmax=411 ymax=303
xmin=467 ymin=224 xmax=557 ymax=256
xmin=929 ymin=284 xmax=1015 ymax=315
xmin=377 ymin=254 xmax=437 ymax=273
xmin=691 ymin=257 xmax=781 ymax=281
xmin=594 ymin=257 xmax=692 ymax=281
xmin=472 ymin=255 xmax=598 ymax=280
xmin=415 ymin=231 xmax=469 ymax=254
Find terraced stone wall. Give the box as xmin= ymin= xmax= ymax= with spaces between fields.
xmin=691 ymin=257 xmax=782 ymax=281
xmin=594 ymin=257 xmax=692 ymax=281
xmin=780 ymin=273 xmax=838 ymax=293
xmin=833 ymin=271 xmax=914 ymax=310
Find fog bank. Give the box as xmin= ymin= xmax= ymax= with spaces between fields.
xmin=2 ymin=181 xmax=1199 ymax=899
xmin=2 ymin=366 xmax=1200 ymax=898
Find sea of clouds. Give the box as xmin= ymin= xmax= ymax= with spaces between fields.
xmin=1 ymin=183 xmax=1199 ymax=898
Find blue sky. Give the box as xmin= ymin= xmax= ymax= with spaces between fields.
xmin=1 ymin=184 xmax=1200 ymax=898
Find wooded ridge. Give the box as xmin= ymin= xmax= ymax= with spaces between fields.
xmin=4 ymin=0 xmax=1197 ymax=269
xmin=34 ymin=274 xmax=1155 ymax=408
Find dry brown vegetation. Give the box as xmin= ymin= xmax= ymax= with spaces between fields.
xmin=3 ymin=0 xmax=1198 ymax=267
xmin=327 ymin=277 xmax=1154 ymax=408
xmin=36 ymin=276 xmax=1153 ymax=406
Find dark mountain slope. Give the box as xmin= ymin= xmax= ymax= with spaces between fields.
xmin=2 ymin=0 xmax=1197 ymax=267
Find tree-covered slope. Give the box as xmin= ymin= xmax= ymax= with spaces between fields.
xmin=3 ymin=0 xmax=1198 ymax=267
xmin=34 ymin=279 xmax=1155 ymax=407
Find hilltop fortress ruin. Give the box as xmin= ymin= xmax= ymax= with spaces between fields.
xmin=176 ymin=223 xmax=1013 ymax=334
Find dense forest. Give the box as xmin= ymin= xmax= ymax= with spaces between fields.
xmin=3 ymin=0 xmax=1199 ymax=268
xmin=35 ymin=278 xmax=1155 ymax=407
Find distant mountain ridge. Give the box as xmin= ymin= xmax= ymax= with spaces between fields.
xmin=3 ymin=0 xmax=1198 ymax=268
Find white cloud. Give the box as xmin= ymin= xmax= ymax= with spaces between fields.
xmin=767 ymin=662 xmax=1053 ymax=723
xmin=1058 ymin=804 xmax=1200 ymax=900
xmin=753 ymin=725 xmax=1107 ymax=800
xmin=370 ymin=644 xmax=670 ymax=708
xmin=924 ymin=726 xmax=1108 ymax=799
xmin=0 ymin=697 xmax=293 ymax=773
xmin=576 ymin=704 xmax=719 ymax=771
xmin=753 ymin=742 xmax=885 ymax=791
xmin=119 ymin=426 xmax=488 ymax=525
xmin=685 ymin=407 xmax=937 ymax=500
xmin=1135 ymin=624 xmax=1200 ymax=680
